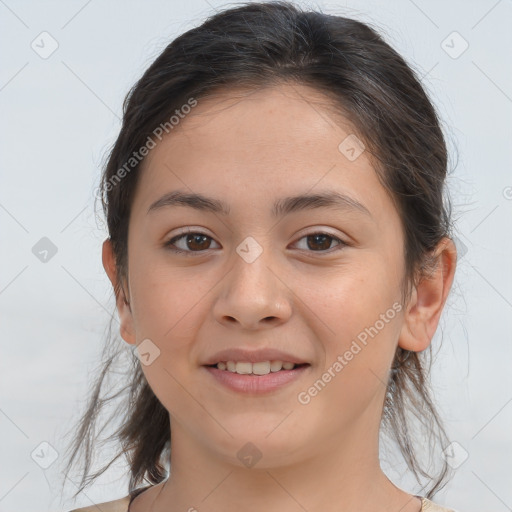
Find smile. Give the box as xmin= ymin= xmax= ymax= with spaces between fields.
xmin=208 ymin=360 xmax=307 ymax=375
xmin=203 ymin=362 xmax=311 ymax=394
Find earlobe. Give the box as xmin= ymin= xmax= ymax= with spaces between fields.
xmin=398 ymin=237 xmax=457 ymax=353
xmin=101 ymin=239 xmax=136 ymax=345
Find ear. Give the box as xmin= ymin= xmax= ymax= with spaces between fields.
xmin=398 ymin=237 xmax=457 ymax=352
xmin=102 ymin=238 xmax=136 ymax=345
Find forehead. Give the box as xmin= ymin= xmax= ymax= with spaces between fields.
xmin=147 ymin=83 xmax=355 ymax=157
xmin=133 ymin=83 xmax=395 ymax=223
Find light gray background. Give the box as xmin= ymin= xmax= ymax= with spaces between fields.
xmin=1 ymin=0 xmax=511 ymax=511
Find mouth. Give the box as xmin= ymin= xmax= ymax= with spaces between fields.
xmin=204 ymin=361 xmax=310 ymax=375
xmin=202 ymin=361 xmax=311 ymax=394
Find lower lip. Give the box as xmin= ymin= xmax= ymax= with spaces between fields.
xmin=203 ymin=365 xmax=310 ymax=394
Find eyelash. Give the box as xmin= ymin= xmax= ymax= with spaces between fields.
xmin=164 ymin=230 xmax=349 ymax=255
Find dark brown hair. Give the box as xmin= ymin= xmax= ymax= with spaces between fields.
xmin=61 ymin=0 xmax=456 ymax=501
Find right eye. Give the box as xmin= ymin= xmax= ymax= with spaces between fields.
xmin=164 ymin=231 xmax=221 ymax=255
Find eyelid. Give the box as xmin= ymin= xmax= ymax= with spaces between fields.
xmin=291 ymin=231 xmax=348 ymax=253
xmin=164 ymin=228 xmax=350 ymax=255
xmin=165 ymin=228 xmax=220 ymax=254
xmin=292 ymin=224 xmax=351 ymax=245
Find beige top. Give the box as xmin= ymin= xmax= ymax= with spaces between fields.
xmin=69 ymin=495 xmax=457 ymax=511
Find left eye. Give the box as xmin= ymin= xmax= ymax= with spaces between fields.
xmin=164 ymin=232 xmax=347 ymax=254
xmin=165 ymin=232 xmax=220 ymax=253
xmin=294 ymin=233 xmax=346 ymax=252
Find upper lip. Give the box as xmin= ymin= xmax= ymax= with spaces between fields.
xmin=202 ymin=348 xmax=310 ymax=366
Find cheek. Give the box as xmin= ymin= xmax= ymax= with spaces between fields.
xmin=304 ymin=257 xmax=402 ymax=373
xmin=129 ymin=264 xmax=211 ymax=416
xmin=297 ymin=271 xmax=402 ymax=429
xmin=127 ymin=253 xmax=220 ymax=376
xmin=129 ymin=251 xmax=208 ymax=338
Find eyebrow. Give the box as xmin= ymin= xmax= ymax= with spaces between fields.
xmin=147 ymin=189 xmax=372 ymax=218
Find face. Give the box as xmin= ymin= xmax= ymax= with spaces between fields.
xmin=109 ymin=83 xmax=413 ymax=467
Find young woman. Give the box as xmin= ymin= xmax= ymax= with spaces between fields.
xmin=63 ymin=2 xmax=459 ymax=511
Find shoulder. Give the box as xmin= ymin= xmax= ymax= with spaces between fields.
xmin=67 ymin=495 xmax=131 ymax=512
xmin=421 ymin=496 xmax=459 ymax=512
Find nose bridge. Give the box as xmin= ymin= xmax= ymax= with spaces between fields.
xmin=229 ymin=237 xmax=279 ymax=304
xmin=213 ymin=236 xmax=291 ymax=328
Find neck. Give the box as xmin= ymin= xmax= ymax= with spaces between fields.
xmin=133 ymin=406 xmax=421 ymax=512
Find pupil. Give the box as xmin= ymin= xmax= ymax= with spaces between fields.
xmin=308 ymin=234 xmax=331 ymax=251
xmin=188 ymin=234 xmax=210 ymax=250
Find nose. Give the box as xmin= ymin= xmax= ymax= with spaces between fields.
xmin=212 ymin=248 xmax=292 ymax=330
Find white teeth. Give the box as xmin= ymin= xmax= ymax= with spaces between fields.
xmin=270 ymin=360 xmax=283 ymax=372
xmin=215 ymin=360 xmax=298 ymax=375
xmin=236 ymin=362 xmax=253 ymax=374
xmin=252 ymin=361 xmax=270 ymax=375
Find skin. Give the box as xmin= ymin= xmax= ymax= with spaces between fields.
xmin=102 ymin=83 xmax=457 ymax=512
